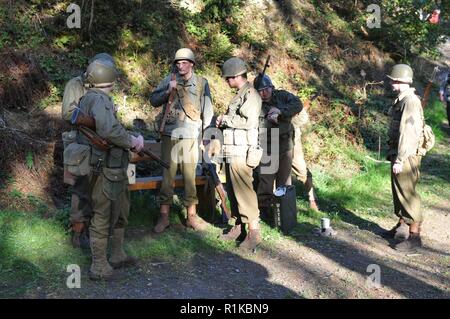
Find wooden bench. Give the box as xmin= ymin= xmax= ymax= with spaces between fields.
xmin=127 ymin=139 xmax=227 ymax=221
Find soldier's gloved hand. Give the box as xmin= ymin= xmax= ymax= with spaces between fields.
xmin=131 ymin=134 xmax=144 ymax=152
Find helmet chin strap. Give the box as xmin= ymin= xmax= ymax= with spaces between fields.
xmin=93 ymin=82 xmax=114 ymax=89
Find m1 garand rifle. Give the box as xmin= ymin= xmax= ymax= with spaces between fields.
xmin=158 ymin=64 xmax=178 ymax=136
xmin=201 ymin=149 xmax=231 ymax=224
xmin=71 ymin=107 xmax=170 ymax=169
xmin=421 ymin=66 xmax=439 ymax=108
xmin=254 ymin=55 xmax=271 ymax=90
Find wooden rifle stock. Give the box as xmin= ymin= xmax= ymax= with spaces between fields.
xmin=159 ymin=68 xmax=178 ymax=135
xmin=421 ymin=66 xmax=439 ymax=108
xmin=137 ymin=148 xmax=170 ymax=169
xmin=202 ymin=161 xmax=231 ymax=221
xmin=78 ymin=124 xmax=170 ymax=169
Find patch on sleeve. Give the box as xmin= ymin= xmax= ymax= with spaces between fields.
xmin=405 ymin=116 xmax=415 ymax=126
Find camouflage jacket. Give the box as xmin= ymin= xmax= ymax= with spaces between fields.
xmin=388 ymin=88 xmax=424 ymax=164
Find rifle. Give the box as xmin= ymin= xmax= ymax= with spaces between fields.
xmin=71 ymin=108 xmax=170 ymax=169
xmin=202 ymin=152 xmax=231 ymax=223
xmin=159 ymin=64 xmax=178 ymax=135
xmin=254 ymin=55 xmax=271 ymax=89
xmin=421 ymin=66 xmax=439 ymax=108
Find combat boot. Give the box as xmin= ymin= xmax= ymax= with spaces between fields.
xmin=109 ymin=228 xmax=138 ymax=269
xmin=219 ymin=224 xmax=244 ymax=241
xmin=394 ymin=233 xmax=423 ymax=252
xmin=71 ymin=222 xmax=90 ymax=249
xmin=89 ymin=236 xmax=115 ymax=281
xmin=239 ymin=228 xmax=262 ymax=251
xmin=153 ymin=204 xmax=170 ymax=233
xmin=186 ymin=205 xmax=210 ymax=231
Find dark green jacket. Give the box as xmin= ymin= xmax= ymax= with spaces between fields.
xmin=259 ymin=89 xmax=302 ymax=152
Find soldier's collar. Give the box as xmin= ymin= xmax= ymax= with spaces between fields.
xmin=237 ymin=81 xmax=251 ymax=96
xmin=394 ymin=87 xmax=416 ymax=104
xmin=177 ymin=72 xmax=197 ymax=86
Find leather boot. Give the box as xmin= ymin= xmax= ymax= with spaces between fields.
xmin=153 ymin=204 xmax=170 ymax=233
xmin=109 ymin=228 xmax=138 ymax=269
xmin=394 ymin=232 xmax=423 ymax=252
xmin=71 ymin=222 xmax=90 ymax=249
xmin=89 ymin=236 xmax=115 ymax=281
xmin=219 ymin=224 xmax=244 ymax=241
xmin=186 ymin=205 xmax=210 ymax=231
xmin=239 ymin=228 xmax=262 ymax=251
xmin=394 ymin=220 xmax=410 ymax=241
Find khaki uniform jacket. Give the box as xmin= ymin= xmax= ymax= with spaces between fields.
xmin=221 ymin=82 xmax=261 ymax=130
xmin=62 ymin=75 xmax=87 ymax=122
xmin=150 ymin=72 xmax=213 ymax=139
xmin=221 ymin=82 xmax=261 ymax=156
xmin=388 ymin=88 xmax=424 ymax=164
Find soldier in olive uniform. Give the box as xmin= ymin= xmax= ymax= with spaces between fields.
xmin=384 ymin=64 xmax=425 ymax=252
xmin=77 ymin=59 xmax=145 ymax=280
xmin=150 ymin=48 xmax=213 ymax=233
xmin=61 ymin=53 xmax=115 ymax=249
xmin=291 ymin=107 xmax=320 ymax=211
xmin=253 ymin=74 xmax=302 ymax=221
xmin=216 ymin=57 xmax=263 ymax=250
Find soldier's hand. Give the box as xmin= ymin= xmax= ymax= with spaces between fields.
xmin=131 ymin=135 xmax=144 ymax=152
xmin=392 ymin=163 xmax=403 ymax=174
xmin=439 ymin=93 xmax=445 ymax=102
xmin=268 ymin=107 xmax=281 ymax=116
xmin=268 ymin=113 xmax=279 ymax=124
xmin=216 ymin=115 xmax=224 ymax=127
xmin=167 ymin=80 xmax=177 ymax=94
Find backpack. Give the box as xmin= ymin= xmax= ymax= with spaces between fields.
xmin=417 ymin=122 xmax=435 ymax=156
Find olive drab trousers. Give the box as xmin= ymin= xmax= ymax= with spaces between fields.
xmin=89 ymin=171 xmax=130 ymax=239
xmin=158 ymin=135 xmax=199 ymax=206
xmin=391 ymin=155 xmax=423 ymax=224
xmin=225 ymin=156 xmax=260 ymax=225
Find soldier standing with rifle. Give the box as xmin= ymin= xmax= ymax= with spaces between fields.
xmin=150 ymin=48 xmax=213 ymax=233
xmin=61 ymin=53 xmax=115 ymax=249
xmin=73 ymin=58 xmax=145 ymax=280
xmin=216 ymin=57 xmax=263 ymax=250
xmin=384 ymin=64 xmax=426 ymax=252
xmin=253 ymin=73 xmax=302 ymax=222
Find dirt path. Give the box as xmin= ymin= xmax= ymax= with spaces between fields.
xmin=40 ymin=127 xmax=449 ymax=299
xmin=45 ymin=199 xmax=449 ymax=299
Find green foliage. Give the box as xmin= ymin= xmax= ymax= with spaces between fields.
xmin=372 ymin=0 xmax=449 ymax=58
xmin=26 ymin=151 xmax=34 ymax=170
xmin=204 ymin=31 xmax=236 ymax=63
